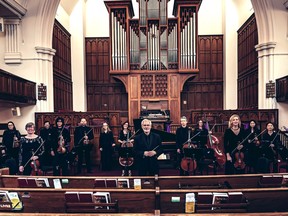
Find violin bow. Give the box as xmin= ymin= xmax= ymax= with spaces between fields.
xmin=77 ymin=127 xmax=93 ymax=146
xmin=249 ymin=129 xmax=267 ymax=143
xmin=23 ymin=139 xmax=46 ymax=169
xmin=231 ymin=132 xmax=253 ymax=155
xmin=180 ymin=131 xmax=201 ymax=147
xmin=58 ymin=118 xmax=69 ymax=139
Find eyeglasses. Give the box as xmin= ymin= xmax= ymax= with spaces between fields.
xmin=143 ymin=124 xmax=151 ymax=126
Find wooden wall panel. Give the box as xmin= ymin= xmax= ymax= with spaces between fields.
xmin=52 ymin=20 xmax=73 ymax=111
xmin=237 ymin=14 xmax=258 ymax=109
xmin=181 ymin=35 xmax=223 ymax=112
xmin=85 ymin=38 xmax=128 ymax=115
xmin=169 ymin=75 xmax=178 ymax=98
xmin=130 ymin=76 xmax=138 ymax=99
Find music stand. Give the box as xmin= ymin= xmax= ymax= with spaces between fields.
xmin=119 ymin=147 xmax=134 ymax=176
xmin=182 ymin=147 xmax=203 ymax=173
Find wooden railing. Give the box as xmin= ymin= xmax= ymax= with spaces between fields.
xmin=0 ymin=69 xmax=36 ymax=105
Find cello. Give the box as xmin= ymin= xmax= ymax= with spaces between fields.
xmin=205 ymin=116 xmax=226 ymax=167
xmin=118 ymin=129 xmax=140 ymax=167
xmin=180 ymin=130 xmax=199 ymax=172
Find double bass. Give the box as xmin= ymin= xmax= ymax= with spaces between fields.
xmin=205 ymin=117 xmax=226 ymax=167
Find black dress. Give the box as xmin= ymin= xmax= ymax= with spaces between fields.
xmin=19 ymin=136 xmax=44 ymax=175
xmin=2 ymin=129 xmax=21 ymax=164
xmin=244 ymin=128 xmax=261 ymax=173
xmin=223 ymin=128 xmax=246 ymax=174
xmin=99 ymin=131 xmax=115 ymax=171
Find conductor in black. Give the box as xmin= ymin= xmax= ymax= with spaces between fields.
xmin=133 ymin=119 xmax=163 ymax=176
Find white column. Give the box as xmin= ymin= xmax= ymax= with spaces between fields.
xmin=35 ymin=46 xmax=56 ymax=112
xmin=4 ymin=19 xmax=22 ymax=64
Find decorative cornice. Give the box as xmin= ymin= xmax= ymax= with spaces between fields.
xmin=0 ymin=0 xmax=27 ymax=19
xmin=255 ymin=42 xmax=277 ymax=52
xmin=284 ymin=0 xmax=288 ymax=9
xmin=35 ymin=46 xmax=56 ymax=56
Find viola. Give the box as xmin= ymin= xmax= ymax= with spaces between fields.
xmin=57 ymin=135 xmax=66 ymax=154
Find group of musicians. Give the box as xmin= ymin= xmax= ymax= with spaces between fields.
xmin=0 ymin=115 xmax=286 ymax=176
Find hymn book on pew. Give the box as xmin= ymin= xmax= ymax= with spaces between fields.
xmin=117 ymin=179 xmax=130 ymax=188
xmin=0 ymin=190 xmax=23 ymax=211
xmin=211 ymin=192 xmax=229 ymax=210
xmin=17 ymin=177 xmax=50 ymax=188
xmin=259 ymin=175 xmax=283 ymax=186
xmin=93 ymin=192 xmax=111 ymax=210
xmin=94 ymin=178 xmax=130 ymax=188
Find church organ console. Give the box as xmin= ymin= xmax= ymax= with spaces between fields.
xmin=105 ymin=0 xmax=202 ymax=124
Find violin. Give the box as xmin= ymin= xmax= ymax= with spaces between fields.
xmin=234 ymin=149 xmax=246 ymax=170
xmin=231 ymin=132 xmax=252 ymax=170
xmin=83 ymin=132 xmax=90 ymax=145
xmin=13 ymin=135 xmax=20 ymax=148
xmin=57 ymin=135 xmax=66 ymax=154
xmin=30 ymin=151 xmax=43 ymax=176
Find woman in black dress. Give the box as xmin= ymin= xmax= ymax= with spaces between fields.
xmin=19 ymin=122 xmax=44 ymax=175
xmin=2 ymin=121 xmax=21 ymax=165
xmin=99 ymin=122 xmax=115 ymax=171
xmin=118 ymin=121 xmax=134 ymax=176
xmin=223 ymin=114 xmax=246 ymax=174
xmin=245 ymin=120 xmax=261 ymax=173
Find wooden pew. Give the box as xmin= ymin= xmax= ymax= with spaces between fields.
xmin=159 ymin=188 xmax=288 ymax=213
xmin=0 ymin=186 xmax=287 ymax=214
xmin=1 ymin=173 xmax=286 ymax=189
xmin=157 ymin=173 xmax=285 ymax=189
xmin=0 ymin=214 xmax=288 ymax=216
xmin=0 ymin=188 xmax=157 ymax=214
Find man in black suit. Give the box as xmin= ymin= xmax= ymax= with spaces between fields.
xmin=133 ymin=119 xmax=163 ymax=176
xmin=74 ymin=118 xmax=94 ymax=174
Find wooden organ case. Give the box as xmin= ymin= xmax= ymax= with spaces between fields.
xmin=105 ymin=0 xmax=202 ymax=124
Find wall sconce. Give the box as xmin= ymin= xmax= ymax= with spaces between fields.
xmin=11 ymin=107 xmax=21 ymax=116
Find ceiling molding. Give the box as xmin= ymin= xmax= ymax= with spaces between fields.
xmin=0 ymin=0 xmax=26 ymax=19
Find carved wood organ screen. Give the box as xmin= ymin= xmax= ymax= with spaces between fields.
xmin=106 ymin=0 xmax=201 ymax=72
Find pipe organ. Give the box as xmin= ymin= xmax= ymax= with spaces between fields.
xmin=105 ymin=0 xmax=202 ymax=123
